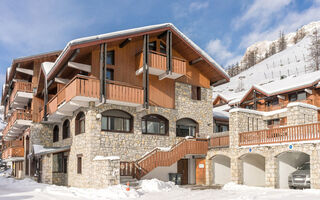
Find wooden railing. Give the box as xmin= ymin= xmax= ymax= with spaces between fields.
xmin=2 ymin=110 xmax=32 ymax=137
xmin=136 ymin=50 xmax=186 ymax=75
xmin=2 ymin=146 xmax=24 ymax=160
xmin=239 ymin=123 xmax=320 ymax=146
xmin=9 ymin=81 xmax=32 ymax=104
xmin=132 ymin=138 xmax=208 ymax=179
xmin=209 ymin=135 xmax=229 ymax=148
xmin=47 ymin=75 xmax=100 ymax=115
xmin=106 ymin=80 xmax=143 ymax=105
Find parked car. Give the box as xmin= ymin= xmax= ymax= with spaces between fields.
xmin=288 ymin=162 xmax=310 ymax=189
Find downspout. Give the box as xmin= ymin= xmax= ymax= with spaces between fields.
xmin=104 ymin=43 xmax=107 ymax=103
xmin=143 ymin=34 xmax=150 ymax=109
xmin=166 ymin=30 xmax=172 ymax=75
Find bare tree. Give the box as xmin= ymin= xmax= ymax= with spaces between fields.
xmin=277 ymin=30 xmax=287 ymax=52
xmin=269 ymin=42 xmax=277 ymax=56
xmin=308 ymin=28 xmax=320 ymax=71
xmin=293 ymin=27 xmax=306 ymax=44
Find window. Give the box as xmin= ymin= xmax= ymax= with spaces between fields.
xmin=53 ymin=125 xmax=59 ymax=142
xmin=106 ymin=68 xmax=114 ymax=80
xmin=191 ymin=86 xmax=201 ymax=100
xmin=289 ymin=93 xmax=297 ymax=102
xmin=63 ymin=120 xmax=70 ymax=139
xmin=75 ymin=112 xmax=85 ymax=135
xmin=176 ymin=118 xmax=198 ymax=137
xmin=289 ymin=91 xmax=307 ymax=102
xmin=107 ymin=50 xmax=115 ymax=65
xmin=53 ymin=152 xmax=68 ymax=173
xmin=142 ymin=114 xmax=168 ymax=135
xmin=101 ymin=110 xmax=133 ymax=132
xmin=216 ymin=123 xmax=229 ymax=132
xmin=160 ymin=42 xmax=166 ymax=54
xmin=77 ymin=155 xmax=82 ymax=174
xmin=149 ymin=41 xmax=157 ymax=51
xmin=266 ymin=97 xmax=279 ymax=106
xmin=267 ymin=119 xmax=280 ymax=128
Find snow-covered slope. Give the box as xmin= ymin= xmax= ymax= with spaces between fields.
xmin=214 ymin=21 xmax=320 ymax=102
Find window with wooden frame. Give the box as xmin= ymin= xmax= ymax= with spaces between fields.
xmin=142 ymin=114 xmax=169 ymax=135
xmin=289 ymin=91 xmax=307 ymax=102
xmin=101 ymin=110 xmax=133 ymax=133
xmin=107 ymin=50 xmax=115 ymax=65
xmin=53 ymin=125 xmax=59 ymax=143
xmin=75 ymin=112 xmax=85 ymax=135
xmin=62 ymin=120 xmax=70 ymax=139
xmin=52 ymin=152 xmax=68 ymax=173
xmin=77 ymin=155 xmax=82 ymax=174
xmin=106 ymin=68 xmax=114 ymax=80
xmin=149 ymin=41 xmax=157 ymax=51
xmin=160 ymin=42 xmax=166 ymax=54
xmin=191 ymin=86 xmax=201 ymax=100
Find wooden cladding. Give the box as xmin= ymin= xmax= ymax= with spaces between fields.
xmin=9 ymin=81 xmax=32 ymax=103
xmin=2 ymin=110 xmax=32 ymax=137
xmin=134 ymin=139 xmax=208 ymax=179
xmin=2 ymin=146 xmax=24 ymax=160
xmin=239 ymin=123 xmax=320 ymax=146
xmin=136 ymin=50 xmax=186 ymax=75
xmin=209 ymin=136 xmax=229 ymax=148
xmin=46 ymin=75 xmax=100 ymax=115
xmin=106 ymin=80 xmax=143 ymax=105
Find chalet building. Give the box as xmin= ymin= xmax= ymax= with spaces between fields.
xmin=1 ymin=23 xmax=230 ymax=187
xmin=210 ymin=71 xmax=320 ymax=189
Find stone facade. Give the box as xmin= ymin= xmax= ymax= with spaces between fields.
xmin=207 ymin=103 xmax=320 ymax=189
xmin=29 ymin=82 xmax=213 ymax=188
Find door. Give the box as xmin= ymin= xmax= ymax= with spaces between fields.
xmin=196 ymin=158 xmax=206 ymax=185
xmin=177 ymin=159 xmax=188 ymax=185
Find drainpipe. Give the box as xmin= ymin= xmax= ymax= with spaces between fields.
xmin=166 ymin=30 xmax=172 ymax=75
xmin=143 ymin=34 xmax=149 ymax=109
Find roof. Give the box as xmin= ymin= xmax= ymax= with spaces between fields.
xmin=47 ymin=23 xmax=229 ymax=82
xmin=32 ymin=145 xmax=70 ymax=156
xmin=239 ymin=71 xmax=320 ymax=104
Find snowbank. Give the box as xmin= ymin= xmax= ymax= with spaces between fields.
xmin=93 ymin=156 xmax=120 ymax=161
xmin=139 ymin=179 xmax=178 ymax=192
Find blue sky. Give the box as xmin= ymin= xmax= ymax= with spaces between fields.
xmin=0 ymin=0 xmax=320 ymax=85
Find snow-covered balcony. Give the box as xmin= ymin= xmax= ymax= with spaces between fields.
xmin=136 ymin=50 xmax=186 ymax=80
xmin=2 ymin=145 xmax=24 ymax=161
xmin=9 ymin=81 xmax=33 ymax=110
xmin=2 ymin=110 xmax=32 ymax=141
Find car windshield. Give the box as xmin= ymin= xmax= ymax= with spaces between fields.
xmin=298 ymin=163 xmax=310 ymax=170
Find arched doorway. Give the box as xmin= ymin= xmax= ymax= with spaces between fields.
xmin=240 ymin=153 xmax=265 ymax=186
xmin=212 ymin=155 xmax=231 ymax=185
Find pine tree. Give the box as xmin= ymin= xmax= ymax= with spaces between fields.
xmin=269 ymin=42 xmax=277 ymax=56
xmin=277 ymin=31 xmax=287 ymax=52
xmin=308 ymin=28 xmax=320 ymax=71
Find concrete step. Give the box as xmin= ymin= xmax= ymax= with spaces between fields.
xmin=120 ymin=176 xmax=139 ymax=187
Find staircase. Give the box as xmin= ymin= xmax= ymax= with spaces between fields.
xmin=120 ymin=176 xmax=140 ymax=187
xmin=120 ymin=138 xmax=208 ymax=180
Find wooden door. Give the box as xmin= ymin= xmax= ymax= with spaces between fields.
xmin=177 ymin=159 xmax=188 ymax=185
xmin=196 ymin=158 xmax=206 ymax=185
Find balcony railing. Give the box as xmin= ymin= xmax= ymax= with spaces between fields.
xmin=2 ymin=110 xmax=32 ymax=138
xmin=106 ymin=80 xmax=144 ymax=105
xmin=239 ymin=123 xmax=320 ymax=146
xmin=9 ymin=81 xmax=33 ymax=104
xmin=136 ymin=50 xmax=186 ymax=76
xmin=2 ymin=146 xmax=24 ymax=160
xmin=209 ymin=134 xmax=229 ymax=148
xmin=47 ymin=75 xmax=100 ymax=115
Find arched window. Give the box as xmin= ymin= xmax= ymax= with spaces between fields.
xmin=62 ymin=120 xmax=70 ymax=139
xmin=53 ymin=125 xmax=59 ymax=142
xmin=142 ymin=114 xmax=168 ymax=135
xmin=176 ymin=118 xmax=198 ymax=137
xmin=101 ymin=109 xmax=133 ymax=132
xmin=75 ymin=112 xmax=85 ymax=135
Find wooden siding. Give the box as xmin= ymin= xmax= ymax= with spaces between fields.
xmin=9 ymin=81 xmax=32 ymax=104
xmin=2 ymin=146 xmax=24 ymax=160
xmin=209 ymin=136 xmax=230 ymax=148
xmin=239 ymin=123 xmax=320 ymax=146
xmin=2 ymin=110 xmax=32 ymax=138
xmin=106 ymin=80 xmax=143 ymax=105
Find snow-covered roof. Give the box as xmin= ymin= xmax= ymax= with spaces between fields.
xmin=213 ymin=110 xmax=230 ymax=120
xmin=33 ymin=145 xmax=70 ymax=156
xmin=41 ymin=62 xmax=55 ymax=77
xmin=48 ymin=23 xmax=229 ymax=81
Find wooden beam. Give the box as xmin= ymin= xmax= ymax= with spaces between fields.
xmin=277 ymin=95 xmax=285 ymax=100
xmin=119 ymin=38 xmax=131 ymax=48
xmin=159 ymin=72 xmax=169 ymax=80
xmin=68 ymin=62 xmax=91 ymax=72
xmin=157 ymin=31 xmax=167 ymax=39
xmin=16 ymin=68 xmax=33 ymax=76
xmin=305 ymin=88 xmax=312 ymax=94
xmin=54 ymin=78 xmax=69 ymax=84
xmin=189 ymin=57 xmax=203 ymax=65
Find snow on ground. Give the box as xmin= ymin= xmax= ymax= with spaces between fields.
xmin=1 ymin=176 xmax=320 ymax=200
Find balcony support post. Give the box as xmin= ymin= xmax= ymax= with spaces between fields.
xmin=253 ymin=89 xmax=257 ymax=110
xmin=143 ymin=34 xmax=150 ymax=109
xmin=100 ymin=43 xmax=106 ymax=102
xmin=43 ymin=76 xmax=48 ymax=121
xmin=166 ymin=30 xmax=172 ymax=75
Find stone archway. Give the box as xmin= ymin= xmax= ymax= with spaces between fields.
xmin=211 ymin=154 xmax=231 ymax=185
xmin=240 ymin=153 xmax=265 ymax=186
xmin=276 ymin=151 xmax=310 ymax=189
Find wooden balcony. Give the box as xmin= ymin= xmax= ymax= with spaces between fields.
xmin=209 ymin=134 xmax=229 ymax=148
xmin=9 ymin=81 xmax=33 ymax=109
xmin=239 ymin=123 xmax=320 ymax=146
xmin=106 ymin=80 xmax=143 ymax=106
xmin=2 ymin=146 xmax=24 ymax=160
xmin=2 ymin=110 xmax=32 ymax=140
xmin=136 ymin=50 xmax=186 ymax=79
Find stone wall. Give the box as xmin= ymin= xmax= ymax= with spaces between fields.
xmin=92 ymin=158 xmax=120 ymax=188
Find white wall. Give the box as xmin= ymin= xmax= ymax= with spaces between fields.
xmin=142 ymin=163 xmax=177 ymax=182
xmin=188 ymin=158 xmax=196 ymax=184
xmin=277 ymin=152 xmax=309 ymax=189
xmin=242 ymin=154 xmax=265 ymax=187
xmin=212 ymin=155 xmax=231 ymax=185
